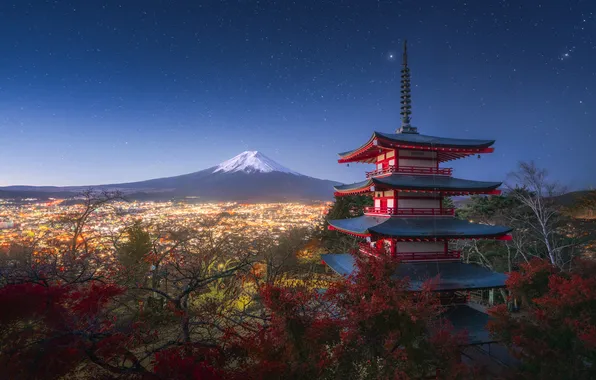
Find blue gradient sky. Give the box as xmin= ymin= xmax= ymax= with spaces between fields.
xmin=0 ymin=1 xmax=594 ymax=188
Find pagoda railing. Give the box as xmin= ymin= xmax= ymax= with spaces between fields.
xmin=358 ymin=243 xmax=461 ymax=261
xmin=366 ymin=165 xmax=452 ymax=178
xmin=364 ymin=207 xmax=455 ymax=216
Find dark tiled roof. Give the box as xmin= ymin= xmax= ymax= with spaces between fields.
xmin=320 ymin=253 xmax=357 ymax=277
xmin=328 ymin=216 xmax=512 ymax=238
xmin=394 ymin=261 xmax=507 ymax=291
xmin=375 ymin=132 xmax=495 ymax=149
xmin=334 ymin=175 xmax=502 ymax=192
xmin=440 ymin=305 xmax=494 ymax=344
xmin=338 ymin=131 xmax=495 ymax=158
xmin=321 ymin=253 xmax=507 ymax=291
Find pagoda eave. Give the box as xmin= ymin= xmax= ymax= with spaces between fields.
xmin=327 ymin=221 xmax=513 ymax=241
xmin=327 ymin=224 xmax=371 ymax=238
xmin=334 ymin=188 xmax=501 ymax=197
xmin=337 ymin=133 xmax=496 ymax=164
xmin=376 ymin=138 xmax=495 ymax=158
xmin=334 ymin=175 xmax=503 ymax=195
xmin=321 ymin=254 xmax=507 ymax=291
xmin=328 ymin=215 xmax=512 ymax=240
xmin=337 ymin=139 xmax=386 ymax=164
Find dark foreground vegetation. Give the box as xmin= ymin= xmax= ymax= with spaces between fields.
xmin=1 ymin=162 xmax=595 ymax=379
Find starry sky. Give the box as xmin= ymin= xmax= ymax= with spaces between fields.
xmin=1 ymin=0 xmax=595 ymax=189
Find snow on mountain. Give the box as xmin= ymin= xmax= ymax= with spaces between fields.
xmin=213 ymin=151 xmax=301 ymax=175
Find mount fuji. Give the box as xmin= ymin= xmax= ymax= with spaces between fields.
xmin=213 ymin=151 xmax=301 ymax=175
xmin=1 ymin=151 xmax=339 ymax=202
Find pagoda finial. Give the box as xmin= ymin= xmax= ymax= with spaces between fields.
xmin=398 ymin=39 xmax=418 ymax=134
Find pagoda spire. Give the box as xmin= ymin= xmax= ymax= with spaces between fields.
xmin=398 ymin=40 xmax=418 ymax=134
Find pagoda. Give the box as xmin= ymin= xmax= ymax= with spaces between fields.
xmin=321 ymin=41 xmax=513 ymax=346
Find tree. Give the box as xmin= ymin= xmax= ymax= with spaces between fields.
xmin=507 ymin=161 xmax=579 ymax=268
xmin=253 ymin=227 xmax=316 ymax=285
xmin=0 ymin=204 xmax=254 ymax=379
xmin=455 ymin=192 xmax=538 ymax=280
xmin=117 ymin=220 xmax=152 ymax=269
xmin=488 ymin=258 xmax=596 ymax=379
xmin=0 ymin=190 xmax=124 ymax=288
xmin=0 ymin=199 xmax=468 ymax=379
xmin=222 ymin=253 xmax=469 ymax=380
xmin=442 ymin=196 xmax=455 ymax=211
xmin=318 ymin=195 xmax=372 ymax=254
xmin=0 ymin=281 xmax=145 ymax=379
xmin=456 ymin=162 xmax=585 ymax=273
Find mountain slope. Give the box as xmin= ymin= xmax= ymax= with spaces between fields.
xmin=1 ymin=151 xmax=339 ymax=201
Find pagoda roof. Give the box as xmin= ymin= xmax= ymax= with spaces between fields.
xmin=321 ymin=253 xmax=507 ymax=291
xmin=338 ymin=131 xmax=495 ymax=163
xmin=328 ymin=215 xmax=512 ymax=239
xmin=374 ymin=132 xmax=495 ymax=149
xmin=334 ymin=175 xmax=501 ymax=195
xmin=440 ymin=305 xmax=495 ymax=345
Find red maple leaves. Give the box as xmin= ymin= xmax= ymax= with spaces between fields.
xmin=488 ymin=258 xmax=596 ymax=379
xmin=0 ymin=253 xmax=470 ymax=379
xmin=221 ymin=253 xmax=468 ymax=380
xmin=0 ymin=281 xmax=127 ymax=379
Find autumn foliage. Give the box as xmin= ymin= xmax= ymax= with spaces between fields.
xmin=0 ymin=282 xmax=126 ymax=379
xmin=488 ymin=258 xmax=596 ymax=379
xmin=146 ymin=252 xmax=470 ymax=380
xmin=0 ymin=250 xmax=471 ymax=380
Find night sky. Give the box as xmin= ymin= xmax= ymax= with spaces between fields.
xmin=1 ymin=1 xmax=594 ymax=189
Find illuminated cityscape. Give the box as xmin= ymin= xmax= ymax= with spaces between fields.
xmin=0 ymin=198 xmax=329 ymax=252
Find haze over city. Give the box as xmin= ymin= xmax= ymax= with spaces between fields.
xmin=1 ymin=1 xmax=595 ymax=188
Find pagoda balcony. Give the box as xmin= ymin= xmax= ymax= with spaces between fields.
xmin=358 ymin=243 xmax=461 ymax=262
xmin=366 ymin=165 xmax=452 ymax=178
xmin=363 ymin=206 xmax=455 ymax=216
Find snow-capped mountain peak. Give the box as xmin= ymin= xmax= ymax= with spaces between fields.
xmin=213 ymin=151 xmax=301 ymax=175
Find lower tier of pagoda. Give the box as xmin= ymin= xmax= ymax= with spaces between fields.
xmin=321 ymin=253 xmax=507 ymax=291
xmin=333 ymin=174 xmax=502 ymax=196
xmin=327 ymin=215 xmax=512 ymax=239
xmin=321 ymin=253 xmax=503 ymax=346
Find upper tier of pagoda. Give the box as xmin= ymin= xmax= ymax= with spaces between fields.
xmin=338 ymin=131 xmax=495 ymax=164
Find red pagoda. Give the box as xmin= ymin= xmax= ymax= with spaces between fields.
xmin=322 ymin=41 xmax=513 ymax=347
